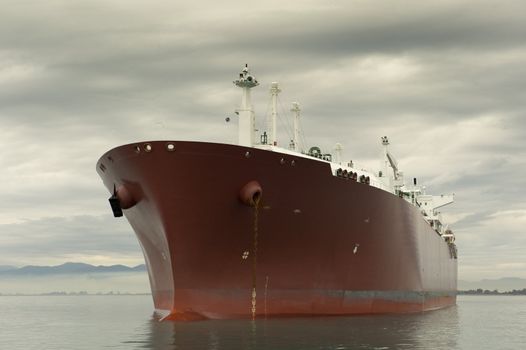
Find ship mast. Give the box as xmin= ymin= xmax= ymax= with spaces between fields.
xmin=334 ymin=143 xmax=343 ymax=164
xmin=234 ymin=64 xmax=259 ymax=147
xmin=269 ymin=82 xmax=281 ymax=146
xmin=291 ymin=102 xmax=301 ymax=152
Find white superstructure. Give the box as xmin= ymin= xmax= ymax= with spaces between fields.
xmin=233 ymin=64 xmax=455 ymax=239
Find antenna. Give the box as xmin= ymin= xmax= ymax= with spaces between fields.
xmin=334 ymin=143 xmax=343 ymax=164
xmin=291 ymin=102 xmax=301 ymax=152
xmin=269 ymin=82 xmax=281 ymax=146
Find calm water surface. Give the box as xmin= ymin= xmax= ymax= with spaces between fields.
xmin=1 ymin=295 xmax=525 ymax=349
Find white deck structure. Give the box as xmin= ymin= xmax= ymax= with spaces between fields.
xmin=234 ymin=65 xmax=455 ymax=239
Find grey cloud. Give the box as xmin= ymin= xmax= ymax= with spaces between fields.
xmin=0 ymin=0 xmax=525 ymax=280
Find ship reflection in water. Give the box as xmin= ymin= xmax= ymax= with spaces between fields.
xmin=129 ymin=307 xmax=459 ymax=349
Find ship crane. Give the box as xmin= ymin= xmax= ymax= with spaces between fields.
xmin=381 ymin=136 xmax=400 ymax=180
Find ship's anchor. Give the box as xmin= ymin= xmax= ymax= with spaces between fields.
xmin=109 ymin=184 xmax=123 ymax=217
xmin=108 ymin=184 xmax=137 ymax=217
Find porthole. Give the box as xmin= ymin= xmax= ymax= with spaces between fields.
xmin=166 ymin=143 xmax=175 ymax=152
xmin=144 ymin=143 xmax=152 ymax=152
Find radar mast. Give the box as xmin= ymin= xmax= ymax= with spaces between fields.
xmin=234 ymin=64 xmax=259 ymax=147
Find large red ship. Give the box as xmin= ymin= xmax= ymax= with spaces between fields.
xmin=96 ymin=65 xmax=457 ymax=320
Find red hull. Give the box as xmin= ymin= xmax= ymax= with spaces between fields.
xmin=97 ymin=141 xmax=457 ymax=320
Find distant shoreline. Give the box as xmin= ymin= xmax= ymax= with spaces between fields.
xmin=0 ymin=292 xmax=151 ymax=296
xmin=458 ymin=288 xmax=526 ymax=295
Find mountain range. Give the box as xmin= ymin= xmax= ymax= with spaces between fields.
xmin=0 ymin=262 xmax=146 ymax=275
xmin=1 ymin=263 xmax=525 ymax=292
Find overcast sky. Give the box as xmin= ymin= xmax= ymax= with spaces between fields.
xmin=0 ymin=0 xmax=525 ymax=281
